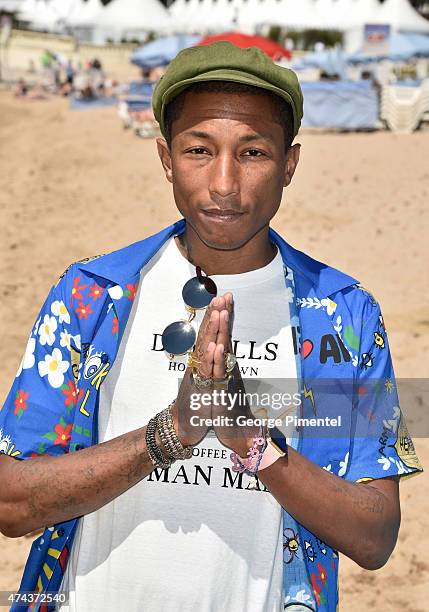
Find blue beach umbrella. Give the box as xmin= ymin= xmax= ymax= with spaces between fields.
xmin=130 ymin=34 xmax=201 ymax=69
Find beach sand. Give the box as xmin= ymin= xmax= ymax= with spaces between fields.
xmin=0 ymin=91 xmax=427 ymax=611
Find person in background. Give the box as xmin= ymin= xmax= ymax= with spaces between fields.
xmin=90 ymin=58 xmax=105 ymax=95
xmin=65 ymin=60 xmax=75 ymax=88
xmin=40 ymin=49 xmax=51 ymax=70
xmin=58 ymin=60 xmax=75 ymax=97
xmin=13 ymin=78 xmax=28 ymax=97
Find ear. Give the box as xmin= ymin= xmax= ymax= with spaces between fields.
xmin=156 ymin=137 xmax=173 ymax=184
xmin=283 ymin=143 xmax=301 ymax=187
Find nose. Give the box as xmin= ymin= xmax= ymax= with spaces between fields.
xmin=208 ymin=151 xmax=239 ymax=200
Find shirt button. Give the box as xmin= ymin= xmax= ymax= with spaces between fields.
xmin=57 ymin=528 xmax=65 ymax=537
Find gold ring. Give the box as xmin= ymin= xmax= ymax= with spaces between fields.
xmin=224 ymin=352 xmax=237 ymax=374
xmin=191 ymin=370 xmax=213 ymax=390
xmin=187 ymin=351 xmax=202 ymax=369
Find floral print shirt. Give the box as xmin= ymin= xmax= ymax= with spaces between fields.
xmin=0 ymin=219 xmax=422 ymax=611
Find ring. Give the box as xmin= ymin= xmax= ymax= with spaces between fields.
xmin=224 ymin=352 xmax=237 ymax=374
xmin=187 ymin=351 xmax=202 ymax=370
xmin=191 ymin=370 xmax=213 ymax=390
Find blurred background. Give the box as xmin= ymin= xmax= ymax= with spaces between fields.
xmin=0 ymin=1 xmax=428 ymax=610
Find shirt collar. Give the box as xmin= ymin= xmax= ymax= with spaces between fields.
xmin=78 ymin=218 xmax=358 ymax=298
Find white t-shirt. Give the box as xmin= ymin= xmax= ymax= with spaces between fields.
xmin=59 ymin=237 xmax=299 ymax=612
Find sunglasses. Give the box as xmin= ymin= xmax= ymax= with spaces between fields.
xmin=162 ymin=266 xmax=217 ymax=358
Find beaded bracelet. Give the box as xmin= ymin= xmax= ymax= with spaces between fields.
xmin=229 ymin=426 xmax=268 ymax=477
xmin=145 ymin=415 xmax=172 ymax=469
xmin=157 ymin=403 xmax=193 ymax=461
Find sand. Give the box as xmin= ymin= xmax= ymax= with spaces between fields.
xmin=0 ymin=91 xmax=427 ymax=611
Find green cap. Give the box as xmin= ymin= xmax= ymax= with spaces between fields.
xmin=152 ymin=41 xmax=303 ymax=140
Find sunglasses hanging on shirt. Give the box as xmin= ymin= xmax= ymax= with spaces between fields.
xmin=161 ymin=266 xmax=217 ymax=358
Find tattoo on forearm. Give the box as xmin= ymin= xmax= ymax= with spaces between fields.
xmin=332 ymin=481 xmax=385 ymax=515
xmin=15 ymin=425 xmax=155 ymax=526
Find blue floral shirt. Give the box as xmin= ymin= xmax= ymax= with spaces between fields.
xmin=0 ymin=219 xmax=422 ymax=611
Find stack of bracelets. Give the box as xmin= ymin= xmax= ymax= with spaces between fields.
xmin=145 ymin=401 xmax=270 ymax=480
xmin=145 ymin=401 xmax=193 ymax=469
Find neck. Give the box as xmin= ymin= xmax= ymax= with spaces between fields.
xmin=175 ymin=224 xmax=277 ymax=276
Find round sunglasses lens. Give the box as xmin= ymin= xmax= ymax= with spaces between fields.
xmin=162 ymin=320 xmax=196 ymax=355
xmin=182 ymin=276 xmax=217 ymax=310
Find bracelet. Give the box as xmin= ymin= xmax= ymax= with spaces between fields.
xmin=157 ymin=402 xmax=193 ymax=461
xmin=145 ymin=415 xmax=172 ymax=469
xmin=229 ymin=426 xmax=267 ymax=477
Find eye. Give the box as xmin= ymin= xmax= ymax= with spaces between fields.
xmin=243 ymin=149 xmax=265 ymax=157
xmin=84 ymin=355 xmax=102 ymax=379
xmin=188 ymin=147 xmax=209 ymax=155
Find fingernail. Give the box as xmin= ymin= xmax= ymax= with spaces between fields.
xmin=224 ymin=311 xmax=229 ymax=322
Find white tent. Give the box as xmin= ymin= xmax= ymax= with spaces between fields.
xmin=374 ymin=0 xmax=429 ymax=33
xmin=47 ymin=0 xmax=77 ymax=22
xmin=96 ymin=0 xmax=171 ymax=34
xmin=261 ymin=0 xmax=334 ymax=30
xmin=67 ymin=0 xmax=104 ymax=28
xmin=0 ymin=0 xmax=25 ymax=12
xmin=17 ymin=0 xmax=78 ymax=29
xmin=18 ymin=0 xmax=62 ymax=30
xmin=343 ymin=0 xmax=429 ymax=52
xmin=169 ymin=0 xmax=362 ymax=34
xmin=168 ymin=0 xmax=429 ymax=49
xmin=18 ymin=0 xmax=46 ymax=23
xmin=170 ymin=0 xmax=237 ymax=33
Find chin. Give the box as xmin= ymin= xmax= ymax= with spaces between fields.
xmin=195 ymin=224 xmax=252 ymax=252
xmin=201 ymin=237 xmax=244 ymax=251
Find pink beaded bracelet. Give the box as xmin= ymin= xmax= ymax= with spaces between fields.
xmin=229 ymin=427 xmax=267 ymax=477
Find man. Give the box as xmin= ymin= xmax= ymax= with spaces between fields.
xmin=0 ymin=42 xmax=422 ymax=612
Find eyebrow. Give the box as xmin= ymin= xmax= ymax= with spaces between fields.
xmin=184 ymin=130 xmax=268 ymax=143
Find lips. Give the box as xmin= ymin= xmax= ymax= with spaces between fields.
xmin=201 ymin=209 xmax=244 ymax=222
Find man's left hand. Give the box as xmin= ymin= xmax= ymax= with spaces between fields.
xmin=209 ymin=293 xmax=260 ymax=457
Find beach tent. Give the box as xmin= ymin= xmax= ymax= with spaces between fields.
xmin=64 ymin=0 xmax=106 ymax=43
xmin=67 ymin=0 xmax=104 ymax=28
xmin=260 ymin=0 xmax=339 ymax=30
xmin=344 ymin=0 xmax=429 ymax=54
xmin=17 ymin=0 xmax=45 ymax=24
xmin=17 ymin=0 xmax=98 ymax=31
xmin=169 ymin=0 xmax=236 ymax=33
xmin=168 ymin=0 xmax=429 ymax=42
xmin=130 ymin=34 xmax=200 ymax=68
xmin=168 ymin=0 xmax=385 ymax=34
xmin=42 ymin=0 xmax=77 ymax=25
xmin=96 ymin=0 xmax=172 ymax=36
xmin=376 ymin=0 xmax=429 ymax=33
xmin=0 ymin=0 xmax=24 ymax=12
xmin=169 ymin=0 xmax=330 ymax=34
xmin=17 ymin=0 xmax=74 ymax=31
